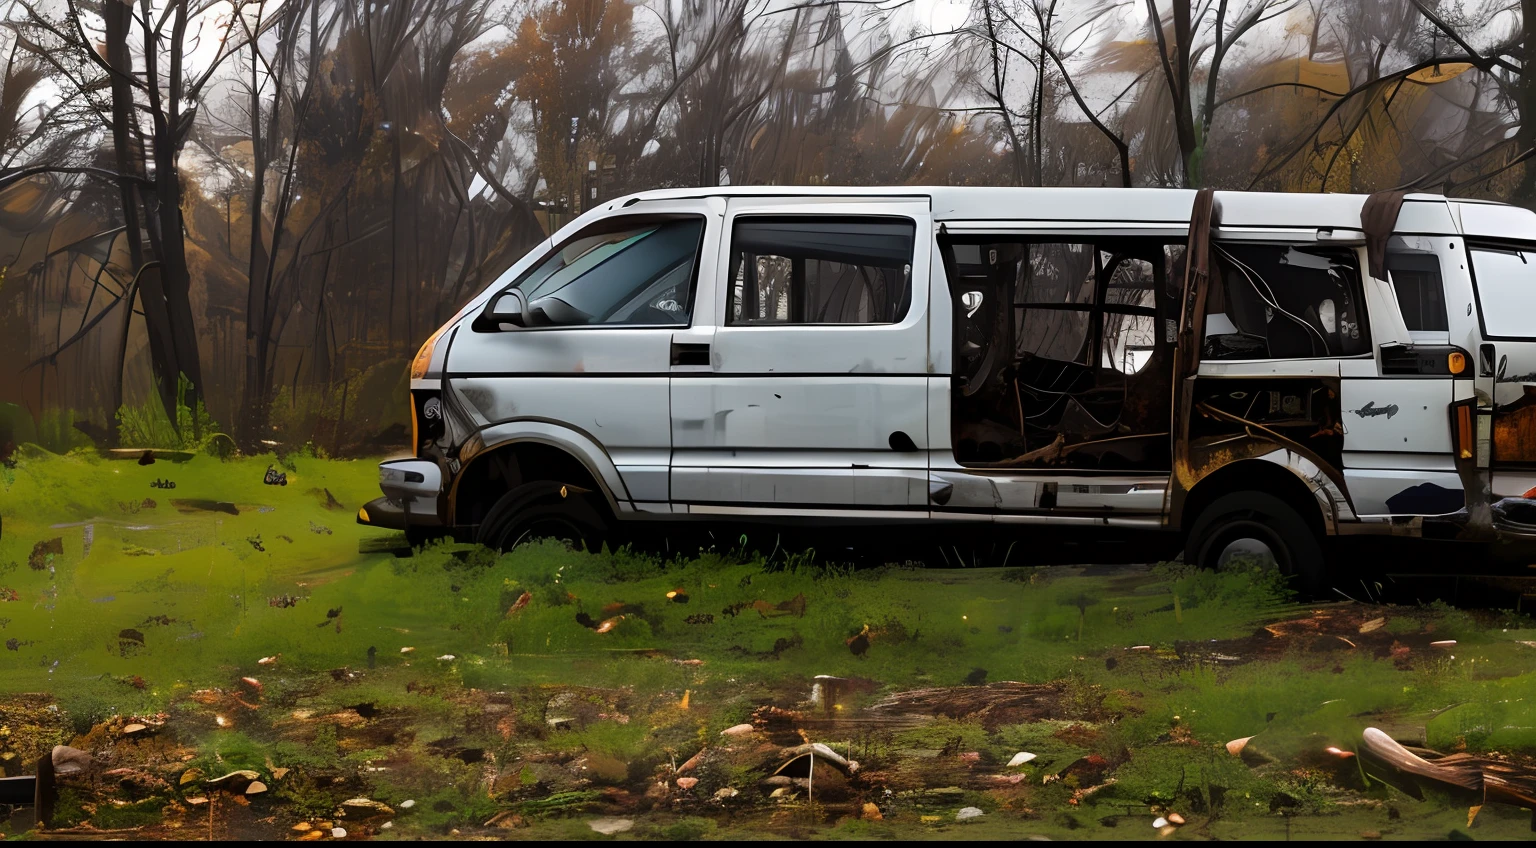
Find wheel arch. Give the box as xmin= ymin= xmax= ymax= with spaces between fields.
xmin=450 ymin=421 xmax=631 ymax=527
xmin=1179 ymin=457 xmax=1334 ymax=539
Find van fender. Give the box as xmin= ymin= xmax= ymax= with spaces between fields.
xmin=1254 ymin=448 xmax=1356 ymax=534
xmin=462 ymin=419 xmax=633 ymax=517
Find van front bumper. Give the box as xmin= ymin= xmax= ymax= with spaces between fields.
xmin=357 ymin=496 xmax=444 ymax=530
xmin=357 ymin=459 xmax=446 ymax=530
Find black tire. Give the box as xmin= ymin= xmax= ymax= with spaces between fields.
xmin=1185 ymin=491 xmax=1326 ymax=597
xmin=475 ymin=480 xmax=609 ymax=554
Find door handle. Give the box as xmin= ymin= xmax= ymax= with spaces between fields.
xmin=671 ymin=342 xmax=710 ymax=367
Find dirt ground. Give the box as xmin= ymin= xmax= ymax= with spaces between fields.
xmin=3 ymin=451 xmax=1536 ymax=841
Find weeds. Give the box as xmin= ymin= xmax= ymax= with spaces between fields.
xmin=115 ymin=374 xmax=226 ymax=454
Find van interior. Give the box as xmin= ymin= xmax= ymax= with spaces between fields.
xmin=942 ymin=236 xmax=1354 ymax=473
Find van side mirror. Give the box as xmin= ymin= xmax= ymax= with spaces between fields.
xmin=474 ymin=290 xmax=527 ymax=331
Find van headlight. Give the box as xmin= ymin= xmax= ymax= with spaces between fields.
xmin=410 ymin=323 xmax=450 ymax=380
xmin=409 ymin=300 xmax=480 ymax=380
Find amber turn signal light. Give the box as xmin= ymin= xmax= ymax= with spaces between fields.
xmin=1448 ymin=351 xmax=1467 ymax=375
xmin=1455 ymin=405 xmax=1474 ymax=459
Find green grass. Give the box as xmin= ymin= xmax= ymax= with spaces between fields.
xmin=5 ymin=451 xmax=1536 ymax=840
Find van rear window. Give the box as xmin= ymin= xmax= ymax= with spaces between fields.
xmin=1470 ymin=246 xmax=1536 ymax=338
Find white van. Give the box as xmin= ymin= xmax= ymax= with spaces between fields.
xmin=358 ymin=187 xmax=1536 ymax=591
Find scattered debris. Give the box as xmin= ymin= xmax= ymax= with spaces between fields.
xmin=1226 ymin=736 xmax=1254 ymax=756
xmin=29 ymin=538 xmax=62 ymax=571
xmin=205 ymin=770 xmax=261 ymax=790
xmin=587 ymin=817 xmax=633 ymax=835
xmin=676 ymin=777 xmax=698 ymax=790
xmin=722 ymin=724 xmax=754 ymax=737
xmin=52 ymin=745 xmax=94 ymax=775
xmin=1008 ymin=752 xmax=1037 ymax=767
xmin=846 ymin=624 xmax=870 ymax=657
xmin=264 ymin=466 xmax=289 ymax=486
xmin=171 ymin=499 xmax=238 ymax=516
xmin=956 ymin=807 xmax=984 ymax=821
xmin=506 ymin=592 xmax=532 ymax=617
xmin=340 ymin=798 xmax=394 ymax=819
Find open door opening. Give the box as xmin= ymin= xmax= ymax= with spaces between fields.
xmin=940 ymin=235 xmax=1183 ymax=471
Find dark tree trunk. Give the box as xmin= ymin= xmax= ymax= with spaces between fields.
xmin=1518 ymin=0 xmax=1536 ymax=207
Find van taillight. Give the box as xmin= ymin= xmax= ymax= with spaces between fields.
xmin=1456 ymin=405 xmax=1474 ymax=460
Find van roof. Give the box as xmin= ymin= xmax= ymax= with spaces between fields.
xmin=608 ymin=185 xmax=1510 ymax=232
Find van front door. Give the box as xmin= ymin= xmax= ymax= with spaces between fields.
xmin=670 ymin=197 xmax=933 ymax=515
xmin=450 ymin=198 xmax=721 ymax=517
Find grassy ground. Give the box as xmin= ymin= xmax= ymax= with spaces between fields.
xmin=2 ymin=450 xmax=1536 ymax=840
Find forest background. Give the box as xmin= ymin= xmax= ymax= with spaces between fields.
xmin=0 ymin=0 xmax=1530 ymax=455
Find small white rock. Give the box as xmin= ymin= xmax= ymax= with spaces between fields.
xmin=381 ymin=821 xmax=393 ymax=829
xmin=399 ymin=799 xmax=415 ymax=809
xmin=720 ymin=723 xmax=755 ymax=737
xmin=1007 ymin=752 xmax=1037 ymax=767
xmin=436 ymin=654 xmax=456 ymax=661
xmin=1152 ymin=817 xmax=1169 ymax=828
xmin=714 ymin=787 xmax=739 ymax=799
xmin=331 ymin=827 xmax=347 ymax=838
xmin=587 ymin=817 xmax=634 ymax=835
xmin=956 ymin=806 xmax=985 ymax=821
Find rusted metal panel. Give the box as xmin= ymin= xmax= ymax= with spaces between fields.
xmin=1492 ymin=387 xmax=1536 ymax=464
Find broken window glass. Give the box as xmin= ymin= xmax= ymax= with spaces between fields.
xmin=1205 ymin=244 xmax=1370 ymax=359
xmin=941 ymin=237 xmax=1181 ymax=470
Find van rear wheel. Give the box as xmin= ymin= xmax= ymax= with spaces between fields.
xmin=475 ymin=481 xmax=609 ymax=554
xmin=1185 ymin=491 xmax=1325 ymax=597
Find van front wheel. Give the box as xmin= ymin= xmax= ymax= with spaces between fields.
xmin=475 ymin=481 xmax=609 ymax=554
xmin=1185 ymin=491 xmax=1325 ymax=597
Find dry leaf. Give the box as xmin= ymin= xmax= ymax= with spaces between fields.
xmin=1226 ymin=736 xmax=1254 ymax=756
xmin=1358 ymin=617 xmax=1386 ymax=633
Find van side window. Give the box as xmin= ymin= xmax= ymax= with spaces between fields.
xmin=1386 ymin=253 xmax=1449 ymax=332
xmin=511 ymin=217 xmax=704 ymax=326
xmin=728 ymin=217 xmax=915 ymax=325
xmin=1468 ymin=246 xmax=1536 ymax=338
xmin=1205 ymin=244 xmax=1370 ymax=359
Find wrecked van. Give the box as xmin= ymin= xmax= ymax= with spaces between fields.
xmin=358 ymin=187 xmax=1536 ymax=590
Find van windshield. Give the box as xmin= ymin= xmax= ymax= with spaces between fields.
xmin=1471 ymin=246 xmax=1536 ymax=338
